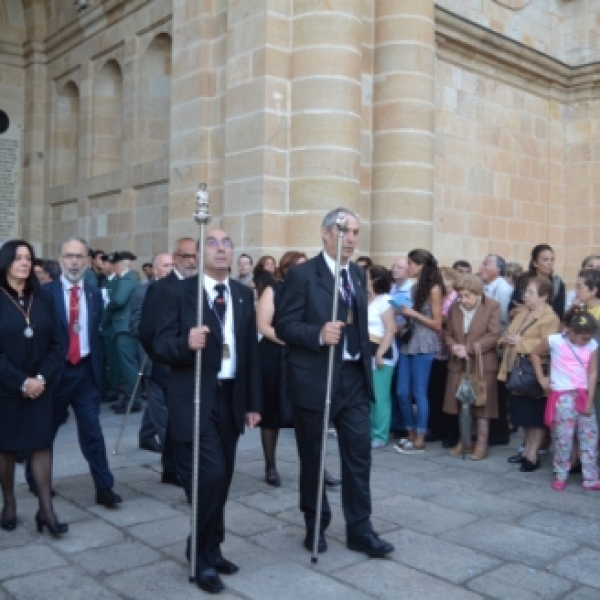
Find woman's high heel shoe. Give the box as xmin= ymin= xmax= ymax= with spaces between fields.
xmin=35 ymin=511 xmax=68 ymax=536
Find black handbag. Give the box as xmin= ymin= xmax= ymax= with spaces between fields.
xmin=506 ymin=354 xmax=546 ymax=399
xmin=399 ymin=320 xmax=414 ymax=345
xmin=369 ymin=341 xmax=393 ymax=360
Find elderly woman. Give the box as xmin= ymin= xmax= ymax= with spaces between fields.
xmin=499 ymin=276 xmax=560 ymax=471
xmin=0 ymin=240 xmax=66 ymax=534
xmin=366 ymin=265 xmax=397 ymax=449
xmin=443 ymin=274 xmax=501 ymax=460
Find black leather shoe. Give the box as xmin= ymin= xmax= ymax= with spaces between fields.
xmin=215 ymin=557 xmax=239 ymax=576
xmin=303 ymin=531 xmax=327 ymax=553
xmin=519 ymin=459 xmax=540 ymax=472
xmin=161 ymin=471 xmax=182 ymax=487
xmin=35 ymin=511 xmax=68 ymax=536
xmin=425 ymin=433 xmax=441 ymax=443
xmin=265 ymin=468 xmax=281 ymax=487
xmin=507 ymin=454 xmax=524 ymax=464
xmin=347 ymin=532 xmax=394 ymax=557
xmin=139 ymin=439 xmax=161 ymax=453
xmin=196 ymin=568 xmax=224 ymax=594
xmin=324 ymin=471 xmax=341 ymax=487
xmin=114 ymin=404 xmax=141 ymax=414
xmin=96 ymin=488 xmax=123 ymax=507
xmin=111 ymin=402 xmax=125 ymax=410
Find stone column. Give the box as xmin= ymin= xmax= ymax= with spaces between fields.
xmin=288 ymin=0 xmax=364 ymax=250
xmin=371 ymin=0 xmax=436 ymax=262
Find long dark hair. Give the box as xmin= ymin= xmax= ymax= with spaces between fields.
xmin=408 ymin=249 xmax=443 ymax=312
xmin=527 ymin=244 xmax=553 ymax=276
xmin=0 ymin=239 xmax=39 ymax=295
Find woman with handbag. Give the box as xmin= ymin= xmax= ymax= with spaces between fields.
xmin=257 ymin=251 xmax=307 ymax=487
xmin=443 ymin=274 xmax=501 ymax=460
xmin=366 ymin=265 xmax=397 ymax=449
xmin=394 ymin=249 xmax=443 ymax=454
xmin=498 ymin=276 xmax=560 ymax=472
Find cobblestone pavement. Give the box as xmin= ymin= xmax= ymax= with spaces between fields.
xmin=0 ymin=404 xmax=599 ymax=599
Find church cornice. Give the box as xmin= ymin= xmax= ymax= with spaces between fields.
xmin=435 ymin=6 xmax=600 ymax=103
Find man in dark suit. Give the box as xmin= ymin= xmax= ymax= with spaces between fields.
xmin=274 ymin=207 xmax=394 ymax=558
xmin=130 ymin=252 xmax=173 ymax=453
xmin=153 ymin=229 xmax=262 ymax=594
xmin=105 ymin=252 xmax=140 ymax=413
xmin=29 ymin=236 xmax=122 ymax=508
xmin=139 ymin=237 xmax=199 ymax=488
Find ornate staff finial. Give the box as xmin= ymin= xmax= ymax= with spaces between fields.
xmin=194 ymin=183 xmax=212 ymax=225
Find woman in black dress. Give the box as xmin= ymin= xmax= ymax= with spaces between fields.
xmin=257 ymin=251 xmax=306 ymax=486
xmin=0 ymin=240 xmax=67 ymax=534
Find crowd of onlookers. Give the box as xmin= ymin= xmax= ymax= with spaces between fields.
xmin=246 ymin=245 xmax=600 ymax=493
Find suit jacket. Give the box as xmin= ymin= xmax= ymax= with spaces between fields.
xmin=45 ymin=279 xmax=104 ymax=390
xmin=139 ymin=271 xmax=183 ymax=389
xmin=274 ymin=252 xmax=373 ymax=410
xmin=105 ymin=270 xmax=139 ymax=335
xmin=153 ymin=275 xmax=262 ymax=442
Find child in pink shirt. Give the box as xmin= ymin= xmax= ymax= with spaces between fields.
xmin=531 ymin=310 xmax=599 ymax=491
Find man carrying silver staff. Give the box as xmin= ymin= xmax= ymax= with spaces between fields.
xmin=275 ymin=207 xmax=394 ymax=559
xmin=153 ymin=228 xmax=262 ymax=594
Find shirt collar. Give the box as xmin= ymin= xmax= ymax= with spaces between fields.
xmin=322 ymin=250 xmax=350 ymax=277
xmin=60 ymin=274 xmax=83 ymax=291
xmin=203 ymin=273 xmax=230 ymax=294
xmin=173 ymin=268 xmax=185 ymax=280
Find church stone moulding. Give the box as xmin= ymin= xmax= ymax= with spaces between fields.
xmin=493 ymin=0 xmax=531 ymax=9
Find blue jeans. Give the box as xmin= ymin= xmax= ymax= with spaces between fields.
xmin=397 ymin=352 xmax=436 ymax=434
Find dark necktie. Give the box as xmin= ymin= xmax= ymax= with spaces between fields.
xmin=340 ymin=269 xmax=360 ymax=356
xmin=214 ymin=284 xmax=227 ymax=323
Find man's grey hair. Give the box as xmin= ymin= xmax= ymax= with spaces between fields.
xmin=58 ymin=235 xmax=88 ymax=257
xmin=488 ymin=254 xmax=506 ymax=276
xmin=171 ymin=237 xmax=198 ymax=254
xmin=321 ymin=207 xmax=359 ymax=232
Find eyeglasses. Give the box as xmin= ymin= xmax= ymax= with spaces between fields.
xmin=61 ymin=254 xmax=87 ymax=261
xmin=176 ymin=253 xmax=198 ymax=261
xmin=205 ymin=238 xmax=234 ymax=249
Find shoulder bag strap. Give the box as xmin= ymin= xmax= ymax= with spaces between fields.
xmin=563 ymin=334 xmax=586 ymax=372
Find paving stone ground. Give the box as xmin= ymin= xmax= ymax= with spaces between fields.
xmin=1 ymin=404 xmax=599 ymax=599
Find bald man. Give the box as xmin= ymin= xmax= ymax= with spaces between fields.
xmin=153 ymin=230 xmax=262 ymax=594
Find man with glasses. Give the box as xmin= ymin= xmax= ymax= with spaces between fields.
xmin=139 ymin=237 xmax=199 ymax=492
xmin=106 ymin=251 xmax=141 ymax=414
xmin=27 ymin=236 xmax=121 ymax=508
xmin=153 ymin=230 xmax=261 ymax=594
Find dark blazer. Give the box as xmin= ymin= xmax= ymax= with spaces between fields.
xmin=274 ymin=252 xmax=373 ymax=410
xmin=45 ymin=279 xmax=104 ymax=390
xmin=139 ymin=271 xmax=184 ymax=389
xmin=106 ymin=270 xmax=139 ymax=335
xmin=153 ymin=276 xmax=262 ymax=442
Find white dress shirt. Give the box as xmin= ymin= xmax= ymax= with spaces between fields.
xmin=101 ymin=273 xmax=116 ymax=306
xmin=204 ymin=274 xmax=236 ymax=379
xmin=322 ymin=251 xmax=360 ymax=360
xmin=61 ymin=274 xmax=90 ymax=358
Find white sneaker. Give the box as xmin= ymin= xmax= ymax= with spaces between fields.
xmin=397 ymin=441 xmax=425 ymax=454
xmin=372 ymin=440 xmax=386 ymax=450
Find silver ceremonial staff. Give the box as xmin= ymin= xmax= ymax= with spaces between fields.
xmin=312 ymin=211 xmax=347 ymax=564
xmin=189 ymin=183 xmax=212 ymax=582
xmin=112 ymin=355 xmax=148 ymax=455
